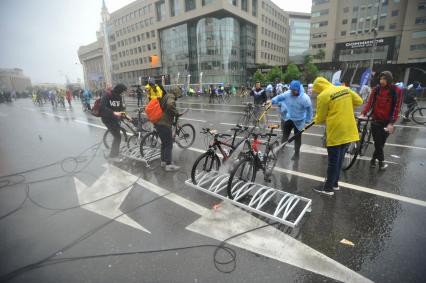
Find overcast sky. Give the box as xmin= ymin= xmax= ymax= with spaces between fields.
xmin=0 ymin=0 xmax=312 ymax=84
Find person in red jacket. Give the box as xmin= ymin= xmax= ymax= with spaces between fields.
xmin=360 ymin=71 xmax=402 ymax=170
xmin=65 ymin=88 xmax=72 ymax=107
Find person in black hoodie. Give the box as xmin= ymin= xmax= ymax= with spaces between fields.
xmin=100 ymin=83 xmax=127 ymax=161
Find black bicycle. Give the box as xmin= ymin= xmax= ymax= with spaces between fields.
xmin=237 ymin=102 xmax=270 ymax=129
xmin=139 ymin=109 xmax=196 ymax=157
xmin=409 ymin=100 xmax=426 ymax=125
xmin=342 ymin=116 xmax=373 ymax=170
xmin=103 ymin=108 xmax=152 ymax=149
xmin=191 ymin=125 xmax=251 ymax=185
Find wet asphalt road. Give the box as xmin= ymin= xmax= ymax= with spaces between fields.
xmin=0 ymin=96 xmax=425 ymax=283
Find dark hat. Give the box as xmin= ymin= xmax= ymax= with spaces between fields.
xmin=379 ymin=71 xmax=393 ymax=83
xmin=112 ymin=83 xmax=127 ymax=95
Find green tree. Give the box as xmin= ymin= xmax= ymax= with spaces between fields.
xmin=266 ymin=66 xmax=283 ymax=83
xmin=314 ymin=49 xmax=326 ymax=62
xmin=282 ymin=64 xmax=301 ymax=83
xmin=252 ymin=69 xmax=266 ymax=84
xmin=304 ymin=63 xmax=319 ymax=83
xmin=303 ymin=55 xmax=313 ymax=65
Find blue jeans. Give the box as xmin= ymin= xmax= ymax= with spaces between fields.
xmin=323 ymin=143 xmax=350 ymax=190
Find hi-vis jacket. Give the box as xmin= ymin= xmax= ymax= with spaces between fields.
xmin=145 ymin=84 xmax=164 ymax=100
xmin=313 ymin=77 xmax=363 ymax=147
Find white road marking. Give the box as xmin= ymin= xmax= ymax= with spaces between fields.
xmin=179 ymin=117 xmax=207 ymax=123
xmin=73 ymin=164 xmax=151 ymax=233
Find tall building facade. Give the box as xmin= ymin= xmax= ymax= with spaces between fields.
xmin=0 ymin=68 xmax=32 ymax=92
xmin=78 ymin=40 xmax=107 ymax=89
xmin=309 ymin=0 xmax=426 ymax=66
xmin=287 ymin=12 xmax=311 ymax=64
xmin=79 ymin=0 xmax=290 ymax=86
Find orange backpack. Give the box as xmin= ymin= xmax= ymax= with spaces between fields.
xmin=145 ymin=95 xmax=166 ymax=123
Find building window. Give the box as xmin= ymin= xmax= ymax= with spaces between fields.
xmin=312 ymin=9 xmax=329 ymax=17
xmin=353 ymin=7 xmax=358 ymax=12
xmin=170 ymin=0 xmax=181 ymax=16
xmin=252 ymin=0 xmax=257 ymax=16
xmin=185 ymin=0 xmax=196 ymax=11
xmin=147 ymin=44 xmax=151 ymax=51
xmin=412 ymin=30 xmax=426 ymax=38
xmin=378 ymin=25 xmax=385 ymax=31
xmin=151 ymin=30 xmax=155 ymax=37
xmin=342 ymin=19 xmax=348 ymax=24
xmin=156 ymin=0 xmax=166 ymax=21
xmin=152 ymin=42 xmax=157 ymax=49
xmin=419 ymin=2 xmax=426 ymax=10
xmin=146 ymin=32 xmax=150 ymax=38
xmin=241 ymin=0 xmax=248 ymax=11
xmin=343 ymin=7 xmax=349 ymax=13
xmin=228 ymin=0 xmax=237 ymax=5
xmin=389 ymin=23 xmax=397 ymax=30
xmin=415 ymin=16 xmax=426 ymax=24
xmin=410 ymin=44 xmax=426 ymax=51
xmin=351 ymin=18 xmax=357 ymax=23
xmin=313 ymin=0 xmax=329 ymax=5
xmin=202 ymin=0 xmax=214 ymax=5
xmin=341 ymin=31 xmax=346 ymax=36
xmin=391 ymin=10 xmax=398 ymax=16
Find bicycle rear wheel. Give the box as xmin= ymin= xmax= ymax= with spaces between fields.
xmin=175 ymin=123 xmax=196 ymax=148
xmin=103 ymin=127 xmax=127 ymax=149
xmin=359 ymin=128 xmax=372 ymax=156
xmin=342 ymin=141 xmax=359 ymax=171
xmin=227 ymin=157 xmax=256 ymax=199
xmin=191 ymin=152 xmax=221 ymax=185
xmin=411 ymin=107 xmax=426 ymax=125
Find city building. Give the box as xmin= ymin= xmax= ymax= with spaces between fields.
xmin=0 ymin=68 xmax=32 ymax=93
xmin=78 ymin=0 xmax=291 ymax=86
xmin=287 ymin=11 xmax=311 ymax=64
xmin=78 ymin=38 xmax=107 ymax=90
xmin=309 ymin=0 xmax=426 ymax=67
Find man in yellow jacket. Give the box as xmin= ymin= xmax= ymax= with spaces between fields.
xmin=312 ymin=77 xmax=363 ymax=195
xmin=145 ymin=78 xmax=164 ymax=101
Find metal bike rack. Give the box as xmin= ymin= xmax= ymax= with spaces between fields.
xmin=119 ymin=143 xmax=161 ymax=166
xmin=185 ymin=170 xmax=312 ymax=228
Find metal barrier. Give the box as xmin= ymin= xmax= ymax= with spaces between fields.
xmin=119 ymin=143 xmax=161 ymax=167
xmin=185 ymin=170 xmax=312 ymax=228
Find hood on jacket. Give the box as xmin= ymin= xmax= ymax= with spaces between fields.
xmin=379 ymin=71 xmax=393 ymax=84
xmin=289 ymin=80 xmax=301 ymax=92
xmin=112 ymin=83 xmax=127 ymax=95
xmin=312 ymin=77 xmax=332 ymax=95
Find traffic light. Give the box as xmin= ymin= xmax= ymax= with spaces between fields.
xmin=150 ymin=55 xmax=159 ymax=65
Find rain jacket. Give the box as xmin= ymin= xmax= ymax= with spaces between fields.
xmin=271 ymin=84 xmax=312 ymax=130
xmin=145 ymin=84 xmax=163 ymax=101
xmin=313 ymin=77 xmax=363 ymax=146
xmin=156 ymin=88 xmax=179 ymax=127
xmin=361 ymin=84 xmax=402 ymax=123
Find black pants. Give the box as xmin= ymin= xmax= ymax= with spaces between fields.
xmin=137 ymin=95 xmax=143 ymax=107
xmin=371 ymin=121 xmax=389 ymax=162
xmin=103 ymin=119 xmax=121 ymax=158
xmin=155 ymin=124 xmax=173 ymax=164
xmin=281 ymin=120 xmax=301 ymax=154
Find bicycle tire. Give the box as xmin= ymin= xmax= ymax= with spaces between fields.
xmin=103 ymin=127 xmax=128 ymax=149
xmin=264 ymin=140 xmax=279 ymax=178
xmin=127 ymin=134 xmax=141 ymax=149
xmin=175 ymin=123 xmax=196 ymax=148
xmin=237 ymin=114 xmax=251 ymax=127
xmin=191 ymin=151 xmax=221 ymax=185
xmin=226 ymin=156 xmax=256 ymax=199
xmin=139 ymin=131 xmax=160 ymax=157
xmin=342 ymin=141 xmax=359 ymax=171
xmin=411 ymin=107 xmax=426 ymax=125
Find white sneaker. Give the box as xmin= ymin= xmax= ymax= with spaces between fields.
xmin=333 ymin=186 xmax=340 ymax=191
xmin=160 ymin=161 xmax=166 ymax=168
xmin=165 ymin=164 xmax=180 ymax=172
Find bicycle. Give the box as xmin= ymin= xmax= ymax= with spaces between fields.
xmin=139 ymin=109 xmax=196 ymax=157
xmin=191 ymin=125 xmax=251 ymax=185
xmin=237 ymin=102 xmax=270 ymax=129
xmin=405 ymin=100 xmax=426 ymax=125
xmin=238 ymin=87 xmax=249 ymax=103
xmin=103 ymin=109 xmax=152 ymax=149
xmin=342 ymin=116 xmax=373 ymax=170
xmin=226 ymin=122 xmax=315 ymax=199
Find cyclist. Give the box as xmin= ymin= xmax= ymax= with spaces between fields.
xmin=154 ymin=86 xmax=180 ymax=171
xmin=402 ymin=81 xmax=421 ymax=121
xmin=270 ymin=80 xmax=313 ymax=160
xmin=208 ymin=84 xmax=215 ymax=103
xmin=360 ymin=71 xmax=402 ymax=170
xmin=250 ymin=81 xmax=267 ymax=118
xmin=82 ymin=89 xmax=92 ymax=111
xmin=66 ymin=88 xmax=72 ymax=107
xmin=100 ymin=83 xmax=127 ymax=162
xmin=312 ymin=76 xmax=363 ymax=195
xmin=145 ymin=78 xmax=164 ymax=101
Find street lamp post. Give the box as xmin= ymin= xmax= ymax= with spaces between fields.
xmin=367 ymin=0 xmax=382 ymax=86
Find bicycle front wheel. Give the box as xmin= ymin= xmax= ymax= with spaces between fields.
xmin=191 ymin=152 xmax=221 ymax=185
xmin=175 ymin=123 xmax=196 ymax=148
xmin=412 ymin=107 xmax=426 ymax=125
xmin=139 ymin=131 xmax=160 ymax=157
xmin=342 ymin=141 xmax=359 ymax=171
xmin=227 ymin=157 xmax=256 ymax=199
xmin=103 ymin=127 xmax=127 ymax=149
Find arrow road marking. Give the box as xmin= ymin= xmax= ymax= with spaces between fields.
xmin=73 ymin=164 xmax=150 ymax=234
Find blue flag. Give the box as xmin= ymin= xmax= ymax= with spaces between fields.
xmin=360 ymin=68 xmax=371 ymax=89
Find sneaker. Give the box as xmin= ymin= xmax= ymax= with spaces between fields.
xmin=160 ymin=161 xmax=166 ymax=168
xmin=379 ymin=161 xmax=388 ymax=170
xmin=312 ymin=186 xmax=334 ymax=196
xmin=333 ymin=185 xmax=340 ymax=191
xmin=165 ymin=164 xmax=180 ymax=172
xmin=370 ymin=159 xmax=377 ymax=168
xmin=291 ymin=152 xmax=300 ymax=161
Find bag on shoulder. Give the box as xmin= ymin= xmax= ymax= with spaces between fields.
xmin=91 ymin=97 xmax=101 ymax=117
xmin=145 ymin=95 xmax=167 ymax=123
